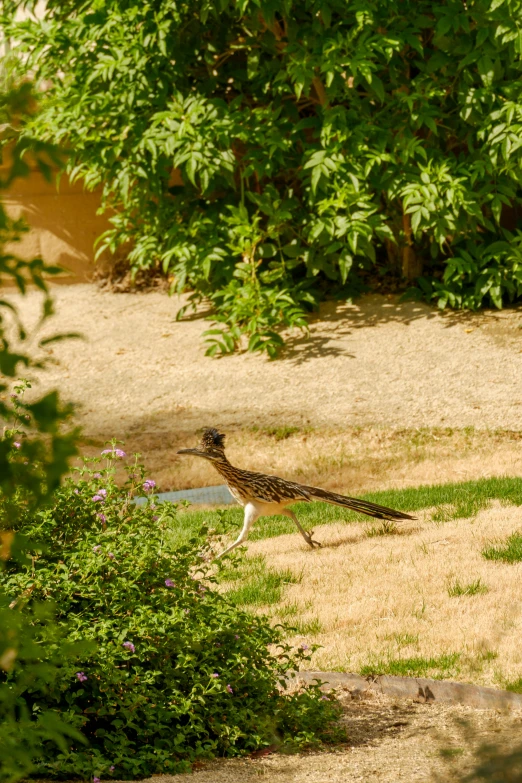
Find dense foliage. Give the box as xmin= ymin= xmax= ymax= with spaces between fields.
xmin=0 ymin=70 xmax=339 ymax=781
xmin=2 ymin=453 xmax=341 ymax=779
xmin=0 ymin=75 xmax=85 ymax=781
xmin=8 ymin=0 xmax=522 ymax=354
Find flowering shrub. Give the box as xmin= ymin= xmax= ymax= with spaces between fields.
xmin=1 ymin=451 xmax=341 ymax=779
xmin=0 ymin=76 xmax=87 ymax=782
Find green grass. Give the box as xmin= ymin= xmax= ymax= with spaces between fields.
xmin=264 ymin=426 xmax=302 ymax=441
xmin=447 ymin=578 xmax=489 ymax=597
xmin=504 ymin=677 xmax=522 ymax=694
xmin=386 ymin=632 xmax=419 ymax=647
xmin=482 ymin=533 xmax=522 ymax=563
xmin=360 ymin=652 xmax=461 ymax=679
xmin=365 ymin=520 xmax=399 ymax=537
xmin=277 ymin=602 xmax=299 ymax=619
xmin=288 ymin=616 xmax=323 ymax=635
xmin=171 ymin=476 xmax=522 ymax=544
xmin=222 ymin=555 xmax=301 ymax=607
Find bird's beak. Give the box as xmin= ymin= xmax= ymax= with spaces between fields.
xmin=177 ymin=448 xmax=209 ymax=458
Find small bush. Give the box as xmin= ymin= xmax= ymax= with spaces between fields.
xmin=1 ymin=452 xmax=341 ymax=779
xmin=482 ymin=533 xmax=522 ymax=564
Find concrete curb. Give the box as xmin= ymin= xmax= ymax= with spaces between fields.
xmin=294 ymin=671 xmax=522 ymax=711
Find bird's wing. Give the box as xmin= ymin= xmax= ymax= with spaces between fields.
xmin=239 ymin=472 xmax=312 ymax=504
xmin=229 ymin=469 xmax=414 ymax=520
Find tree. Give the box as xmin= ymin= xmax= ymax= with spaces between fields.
xmin=9 ymin=0 xmax=522 ymax=355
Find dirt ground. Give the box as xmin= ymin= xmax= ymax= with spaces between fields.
xmin=5 ymin=284 xmax=522 ymax=494
xmin=117 ymin=690 xmax=522 ymax=783
xmin=6 ymin=284 xmax=522 ymax=781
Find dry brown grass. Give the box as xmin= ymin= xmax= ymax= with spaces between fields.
xmin=243 ymin=501 xmax=522 ymax=689
xmin=79 ymin=425 xmax=522 ymax=495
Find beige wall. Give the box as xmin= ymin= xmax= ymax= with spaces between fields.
xmin=3 ymin=169 xmax=114 ymax=283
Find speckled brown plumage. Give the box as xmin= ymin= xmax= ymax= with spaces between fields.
xmin=177 ymin=428 xmax=415 ymax=557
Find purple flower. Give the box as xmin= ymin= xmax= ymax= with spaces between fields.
xmin=143 ymin=479 xmax=156 ymax=492
xmin=92 ymin=495 xmax=104 ymax=503
xmin=93 ymin=778 xmax=100 ymax=783
xmin=152 ymin=515 xmax=159 ymax=521
xmin=300 ymin=644 xmax=309 ymax=651
xmin=10 ymin=393 xmax=17 ymax=399
xmin=74 ymin=488 xmax=80 ymax=495
xmin=93 ymin=472 xmax=102 ymax=479
xmin=321 ymin=695 xmax=330 ymax=701
xmin=98 ymin=489 xmax=107 ymax=497
xmin=107 ymin=552 xmax=115 ymax=560
xmin=226 ymin=684 xmax=233 ymax=694
xmin=101 ymin=448 xmax=126 ymax=458
xmin=97 ymin=513 xmax=107 ymax=523
xmin=234 ymin=635 xmax=239 ymax=640
xmin=165 ymin=579 xmax=175 ymax=588
xmin=110 ymin=767 xmax=115 ymax=772
xmin=92 ymin=545 xmax=102 ymax=554
xmin=211 ymin=673 xmax=219 ymax=678
xmin=13 ymin=441 xmax=21 ymax=449
xmin=122 ymin=641 xmax=135 ymax=653
xmin=76 ymin=671 xmax=88 ymax=682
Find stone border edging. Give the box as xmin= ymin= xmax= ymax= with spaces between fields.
xmin=294 ymin=671 xmax=522 ymax=711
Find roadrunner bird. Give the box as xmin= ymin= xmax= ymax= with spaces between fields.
xmin=177 ymin=428 xmax=416 ymax=558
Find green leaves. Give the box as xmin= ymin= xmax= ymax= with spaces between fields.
xmin=12 ymin=0 xmax=522 ymax=354
xmin=419 ymin=231 xmax=522 ymax=310
xmin=1 ymin=454 xmax=341 ymax=778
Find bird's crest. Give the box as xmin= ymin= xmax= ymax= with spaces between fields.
xmin=200 ymin=428 xmax=226 ymax=452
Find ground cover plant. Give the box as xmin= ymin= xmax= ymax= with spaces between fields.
xmin=1 ymin=449 xmax=341 ymax=780
xmin=9 ymin=0 xmax=522 ymax=356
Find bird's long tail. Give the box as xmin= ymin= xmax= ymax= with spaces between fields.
xmin=304 ymin=486 xmax=416 ymax=521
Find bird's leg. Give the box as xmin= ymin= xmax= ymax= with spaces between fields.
xmin=282 ymin=509 xmax=321 ymax=549
xmin=215 ymin=502 xmax=259 ymax=559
